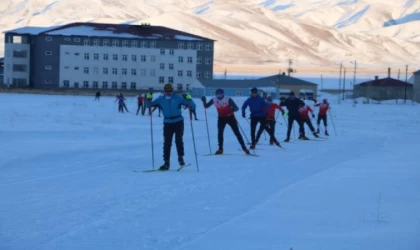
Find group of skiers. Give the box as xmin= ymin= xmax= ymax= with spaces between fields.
xmin=142 ymin=83 xmax=330 ymax=171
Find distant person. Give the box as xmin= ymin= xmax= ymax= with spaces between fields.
xmin=184 ymin=93 xmax=198 ymax=120
xmin=94 ymin=91 xmax=101 ymax=101
xmin=115 ymin=93 xmax=129 ymax=113
xmin=315 ymin=98 xmax=330 ymax=136
xmin=255 ymin=96 xmax=284 ymax=145
xmin=299 ymin=100 xmax=319 ymax=139
xmin=136 ymin=94 xmax=145 ymax=115
xmin=280 ymin=91 xmax=306 ymax=142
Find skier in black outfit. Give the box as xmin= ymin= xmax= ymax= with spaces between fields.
xmin=201 ymin=88 xmax=250 ymax=155
xmin=94 ymin=91 xmax=101 ymax=101
xmin=280 ymin=91 xmax=307 ymax=142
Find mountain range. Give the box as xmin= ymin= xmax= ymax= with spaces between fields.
xmin=1 ymin=0 xmax=419 ymax=74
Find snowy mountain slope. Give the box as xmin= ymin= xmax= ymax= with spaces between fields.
xmin=0 ymin=0 xmax=419 ymax=71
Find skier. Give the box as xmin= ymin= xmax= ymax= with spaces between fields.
xmin=146 ymin=84 xmax=191 ymax=171
xmin=315 ymin=98 xmax=330 ymax=136
xmin=142 ymin=93 xmax=153 ymax=115
xmin=94 ymin=91 xmax=101 ymax=101
xmin=299 ymin=100 xmax=319 ymax=138
xmin=255 ymin=96 xmax=285 ymax=145
xmin=242 ymin=88 xmax=280 ymax=149
xmin=184 ymin=93 xmax=198 ymax=120
xmin=136 ymin=94 xmax=145 ymax=115
xmin=201 ymin=88 xmax=250 ymax=155
xmin=115 ymin=93 xmax=129 ymax=113
xmin=280 ymin=91 xmax=306 ymax=142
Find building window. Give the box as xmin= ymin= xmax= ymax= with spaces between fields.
xmin=150 ymin=41 xmax=156 ymax=48
xmin=45 ymin=51 xmax=52 ymax=56
xmin=205 ymin=58 xmax=211 ymax=64
xmin=141 ymin=55 xmax=146 ymax=62
xmin=187 ymin=43 xmax=193 ymax=49
xmin=205 ymin=44 xmax=211 ymax=50
xmin=64 ymin=66 xmax=70 ymax=69
xmin=197 ymin=57 xmax=202 ymax=64
xmin=131 ymin=41 xmax=138 ymax=48
xmin=64 ymin=37 xmax=71 ymax=41
xmin=177 ymin=83 xmax=182 ymax=90
xmin=84 ymin=39 xmax=90 ymax=46
xmin=103 ymin=54 xmax=108 ymax=60
xmin=74 ymin=67 xmax=79 ymax=70
xmin=159 ymin=76 xmax=165 ymax=83
xmin=121 ymin=82 xmax=127 ymax=89
xmin=186 ymin=84 xmax=190 ymax=91
xmin=13 ymin=50 xmax=27 ymax=58
xmin=160 ymin=48 xmax=165 ymax=55
xmin=132 ymin=55 xmax=137 ymax=62
xmin=140 ymin=69 xmax=146 ymax=76
xmin=103 ymin=40 xmax=109 ymax=46
xmin=63 ymin=80 xmax=70 ymax=87
xmin=168 ymin=77 xmax=174 ymax=84
xmin=196 ymin=72 xmax=201 ymax=78
xmin=187 ymin=70 xmax=192 ymax=77
xmin=159 ymin=63 xmax=165 ymax=70
xmin=74 ymin=52 xmax=79 ymax=56
xmin=84 ymin=53 xmax=89 ymax=60
xmin=102 ymin=81 xmax=108 ymax=89
xmin=92 ymin=81 xmax=99 ymax=88
xmin=12 ymin=64 xmax=26 ymax=72
xmin=150 ymin=69 xmax=156 ymax=76
xmin=45 ymin=65 xmax=52 ymax=70
xmin=45 ymin=36 xmax=52 ymax=41
xmin=122 ymin=40 xmax=128 ymax=47
xmin=84 ymin=67 xmax=89 ymax=74
xmin=178 ymin=43 xmax=184 ymax=49
xmin=187 ymin=56 xmax=192 ymax=63
xmin=73 ymin=82 xmax=79 ymax=88
xmin=93 ymin=39 xmax=99 ymax=46
xmin=103 ymin=68 xmax=108 ymax=74
xmin=83 ymin=81 xmax=89 ymax=88
xmin=93 ymin=67 xmax=98 ymax=74
xmin=197 ymin=43 xmax=202 ymax=50
xmin=94 ymin=53 xmax=99 ymax=60
xmin=141 ymin=41 xmax=147 ymax=48
xmin=204 ymin=72 xmax=211 ymax=78
xmin=122 ymin=55 xmax=127 ymax=61
xmin=122 ymin=68 xmax=127 ymax=75
xmin=131 ymin=69 xmax=137 ymax=75
xmin=112 ymin=40 xmax=119 ymax=47
xmin=112 ymin=68 xmax=118 ymax=75
xmin=178 ymin=70 xmax=183 ymax=77
xmin=113 ymin=54 xmax=118 ymax=61
xmin=169 ymin=63 xmax=174 ymax=70
xmin=169 ymin=49 xmax=174 ymax=55
xmin=150 ymin=55 xmax=156 ymax=62
xmin=178 ymin=56 xmax=183 ymax=63
xmin=130 ymin=82 xmax=136 ymax=89
xmin=74 ymin=38 xmax=80 ymax=42
xmin=112 ymin=81 xmax=118 ymax=89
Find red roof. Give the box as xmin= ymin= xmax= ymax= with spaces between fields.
xmin=358 ymin=77 xmax=412 ymax=87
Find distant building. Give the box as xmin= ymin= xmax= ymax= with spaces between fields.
xmin=0 ymin=57 xmax=4 ymax=85
xmin=412 ymin=70 xmax=420 ymax=102
xmin=2 ymin=22 xmax=215 ymax=91
xmin=354 ymin=69 xmax=413 ymax=101
xmin=190 ymin=72 xmax=317 ymax=99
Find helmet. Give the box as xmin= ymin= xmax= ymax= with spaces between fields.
xmin=215 ymin=88 xmax=224 ymax=95
xmin=323 ymin=98 xmax=327 ymax=103
xmin=164 ymin=83 xmax=173 ymax=92
xmin=185 ymin=93 xmax=192 ymax=100
xmin=146 ymin=93 xmax=153 ymax=99
xmin=250 ymin=87 xmax=258 ymax=93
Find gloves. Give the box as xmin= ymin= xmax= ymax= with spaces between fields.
xmin=242 ymin=113 xmax=246 ymax=118
xmin=201 ymin=96 xmax=206 ymax=103
xmin=312 ymin=114 xmax=315 ymax=118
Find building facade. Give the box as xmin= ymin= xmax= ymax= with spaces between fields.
xmin=2 ymin=22 xmax=215 ymax=91
xmin=354 ymin=76 xmax=413 ymax=101
xmin=412 ymin=70 xmax=420 ymax=102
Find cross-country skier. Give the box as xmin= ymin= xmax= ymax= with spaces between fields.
xmin=201 ymin=89 xmax=250 ymax=155
xmin=136 ymin=94 xmax=145 ymax=115
xmin=255 ymin=96 xmax=285 ymax=145
xmin=184 ymin=93 xmax=198 ymax=120
xmin=299 ymin=100 xmax=319 ymax=139
xmin=115 ymin=93 xmax=129 ymax=113
xmin=242 ymin=88 xmax=280 ymax=149
xmin=280 ymin=91 xmax=306 ymax=141
xmin=146 ymin=84 xmax=191 ymax=171
xmin=315 ymin=98 xmax=330 ymax=136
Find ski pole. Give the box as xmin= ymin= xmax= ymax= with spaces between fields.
xmin=188 ymin=107 xmax=200 ymax=172
xmin=328 ymin=110 xmax=337 ymax=136
xmin=149 ymin=106 xmax=155 ymax=170
xmin=203 ymin=102 xmax=212 ymax=154
xmin=237 ymin=119 xmax=256 ymax=155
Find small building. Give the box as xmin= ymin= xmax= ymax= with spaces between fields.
xmin=411 ymin=70 xmax=420 ymax=102
xmin=190 ymin=73 xmax=317 ymax=99
xmin=354 ymin=74 xmax=413 ymax=101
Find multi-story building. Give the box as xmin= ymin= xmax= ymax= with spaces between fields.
xmin=2 ymin=22 xmax=215 ymax=91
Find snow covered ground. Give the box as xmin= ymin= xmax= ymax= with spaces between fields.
xmin=0 ymin=92 xmax=419 ymax=250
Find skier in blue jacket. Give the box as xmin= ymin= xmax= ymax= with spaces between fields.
xmin=242 ymin=88 xmax=281 ymax=149
xmin=184 ymin=93 xmax=198 ymax=120
xmin=146 ymin=84 xmax=191 ymax=170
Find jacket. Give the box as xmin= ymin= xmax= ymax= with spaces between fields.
xmin=280 ymin=96 xmax=301 ymax=117
xmin=146 ymin=94 xmax=190 ymax=124
xmin=242 ymin=95 xmax=268 ymax=118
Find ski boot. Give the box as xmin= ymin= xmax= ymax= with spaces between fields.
xmin=178 ymin=156 xmax=185 ymax=166
xmin=159 ymin=162 xmax=170 ymax=171
xmin=215 ymin=148 xmax=223 ymax=155
xmin=325 ymin=130 xmax=329 ymax=136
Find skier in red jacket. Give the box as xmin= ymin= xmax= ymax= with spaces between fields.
xmin=136 ymin=94 xmax=145 ymax=115
xmin=315 ymin=98 xmax=330 ymax=136
xmin=299 ymin=100 xmax=319 ymax=139
xmin=255 ymin=96 xmax=285 ymax=145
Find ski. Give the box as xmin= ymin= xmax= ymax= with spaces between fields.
xmin=134 ymin=164 xmax=191 ymax=173
xmin=203 ymin=153 xmax=259 ymax=157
